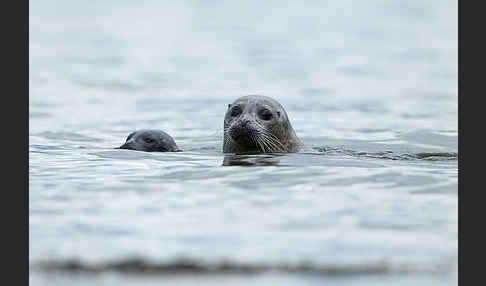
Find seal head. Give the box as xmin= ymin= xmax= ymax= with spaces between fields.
xmin=118 ymin=129 xmax=181 ymax=152
xmin=223 ymin=95 xmax=300 ymax=153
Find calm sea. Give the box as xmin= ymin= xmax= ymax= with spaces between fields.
xmin=29 ymin=0 xmax=458 ymax=285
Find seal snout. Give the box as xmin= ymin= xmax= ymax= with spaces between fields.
xmin=118 ymin=141 xmax=133 ymax=149
xmin=228 ymin=121 xmax=258 ymax=146
xmin=229 ymin=128 xmax=251 ymax=142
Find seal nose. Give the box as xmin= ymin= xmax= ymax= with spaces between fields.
xmin=118 ymin=138 xmax=135 ymax=149
xmin=118 ymin=142 xmax=130 ymax=149
xmin=241 ymin=119 xmax=251 ymax=127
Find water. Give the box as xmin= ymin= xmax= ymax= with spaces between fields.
xmin=29 ymin=0 xmax=458 ymax=285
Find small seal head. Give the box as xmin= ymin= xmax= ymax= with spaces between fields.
xmin=118 ymin=129 xmax=181 ymax=152
xmin=223 ymin=95 xmax=300 ymax=153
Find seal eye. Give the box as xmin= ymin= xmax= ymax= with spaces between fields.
xmin=259 ymin=109 xmax=273 ymax=121
xmin=144 ymin=137 xmax=155 ymax=143
xmin=230 ymin=106 xmax=242 ymax=117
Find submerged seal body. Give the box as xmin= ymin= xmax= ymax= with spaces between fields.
xmin=117 ymin=129 xmax=181 ymax=152
xmin=223 ymin=95 xmax=301 ymax=153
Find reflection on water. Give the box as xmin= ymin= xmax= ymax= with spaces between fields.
xmin=222 ymin=154 xmax=284 ymax=166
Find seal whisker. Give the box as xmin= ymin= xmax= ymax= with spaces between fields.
xmin=257 ymin=129 xmax=284 ymax=153
xmin=252 ymin=121 xmax=278 ymax=152
xmin=260 ymin=135 xmax=276 ymax=152
xmin=260 ymin=133 xmax=280 ymax=153
xmin=257 ymin=133 xmax=271 ymax=153
xmin=253 ymin=129 xmax=268 ymax=152
xmin=254 ymin=129 xmax=272 ymax=153
xmin=255 ymin=136 xmax=266 ymax=153
xmin=265 ymin=132 xmax=286 ymax=152
xmin=259 ymin=127 xmax=286 ymax=152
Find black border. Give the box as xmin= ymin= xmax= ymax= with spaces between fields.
xmin=4 ymin=0 xmax=29 ymax=284
xmin=457 ymin=0 xmax=464 ymax=282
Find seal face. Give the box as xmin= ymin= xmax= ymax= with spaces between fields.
xmin=223 ymin=95 xmax=301 ymax=153
xmin=117 ymin=129 xmax=181 ymax=152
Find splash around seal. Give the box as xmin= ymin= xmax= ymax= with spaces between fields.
xmin=223 ymin=95 xmax=301 ymax=154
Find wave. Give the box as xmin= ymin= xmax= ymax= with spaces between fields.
xmin=313 ymin=147 xmax=458 ymax=161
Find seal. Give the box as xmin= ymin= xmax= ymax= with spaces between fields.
xmin=117 ymin=129 xmax=181 ymax=152
xmin=223 ymin=95 xmax=301 ymax=153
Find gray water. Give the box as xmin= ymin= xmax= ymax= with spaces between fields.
xmin=29 ymin=0 xmax=458 ymax=285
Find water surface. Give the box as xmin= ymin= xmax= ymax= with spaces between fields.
xmin=29 ymin=0 xmax=458 ymax=285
